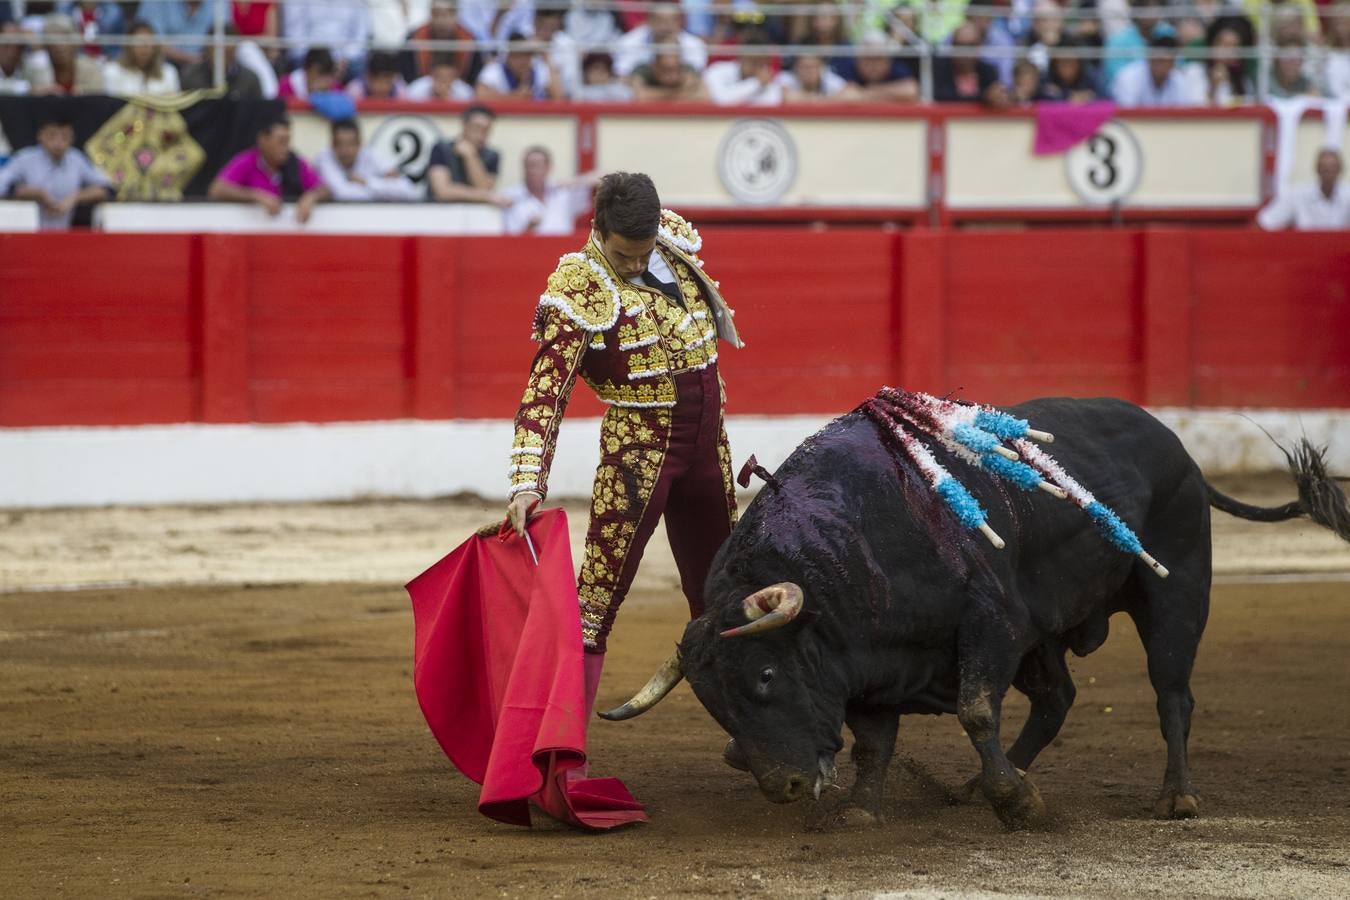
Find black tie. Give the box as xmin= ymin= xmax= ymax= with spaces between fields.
xmin=641 ymin=269 xmax=685 ymax=308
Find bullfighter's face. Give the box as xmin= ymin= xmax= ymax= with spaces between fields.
xmin=596 ymin=230 xmax=657 ymax=281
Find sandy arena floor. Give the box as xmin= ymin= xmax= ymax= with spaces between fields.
xmin=2 ymin=477 xmax=1349 ymax=898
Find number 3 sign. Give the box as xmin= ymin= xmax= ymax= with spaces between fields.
xmin=1064 ymin=120 xmax=1143 ymax=206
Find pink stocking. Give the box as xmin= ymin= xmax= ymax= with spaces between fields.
xmin=571 ymin=652 xmax=605 ymax=782
xmin=583 ymin=651 xmax=605 ymax=719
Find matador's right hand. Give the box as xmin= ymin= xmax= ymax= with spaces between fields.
xmin=506 ymin=493 xmax=541 ymax=538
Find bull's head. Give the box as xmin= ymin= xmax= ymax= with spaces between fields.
xmin=600 ymin=582 xmax=845 ymax=804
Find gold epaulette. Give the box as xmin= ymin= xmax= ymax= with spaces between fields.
xmin=657 ymin=209 xmax=703 ymax=258
xmin=535 ymin=252 xmax=621 ymax=335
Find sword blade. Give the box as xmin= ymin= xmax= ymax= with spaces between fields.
xmin=523 ymin=532 xmax=540 ymax=566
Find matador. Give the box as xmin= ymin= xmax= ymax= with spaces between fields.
xmin=505 ymin=172 xmax=743 ymax=719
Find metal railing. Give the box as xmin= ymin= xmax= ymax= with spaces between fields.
xmin=0 ymin=1 xmax=1345 ymax=105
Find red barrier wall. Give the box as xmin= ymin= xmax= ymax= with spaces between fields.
xmin=1 ymin=228 xmax=1346 ymax=428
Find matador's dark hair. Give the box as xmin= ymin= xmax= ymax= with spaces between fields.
xmin=593 ymin=172 xmax=661 ymax=240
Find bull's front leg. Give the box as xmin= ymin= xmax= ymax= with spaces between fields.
xmin=957 ymin=621 xmax=1049 ymax=831
xmin=842 ymin=704 xmax=900 ymax=824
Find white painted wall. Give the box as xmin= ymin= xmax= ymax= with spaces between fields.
xmin=0 ymin=200 xmax=40 ymax=232
xmin=2 ymin=410 xmax=1347 ymax=509
xmin=94 ymin=202 xmax=504 ymax=235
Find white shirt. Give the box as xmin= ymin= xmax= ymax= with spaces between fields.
xmin=612 ymin=25 xmax=708 ymax=77
xmin=564 ymin=7 xmax=619 ymax=46
xmin=503 ymin=181 xmax=591 ymax=235
xmin=626 ymin=246 xmax=678 ymax=289
xmin=1112 ymin=60 xmax=1205 ymax=107
xmin=315 ymin=147 xmax=421 ymax=202
xmin=459 ymin=0 xmax=534 ymax=44
xmin=367 ymin=0 xmax=410 ymax=47
xmin=282 ymin=68 xmax=310 ymax=98
xmin=1325 ymin=50 xmax=1350 ymax=101
xmin=549 ymin=30 xmax=582 ymax=98
xmin=102 ymin=60 xmax=181 ymax=97
xmin=476 ymin=57 xmax=552 ymax=99
xmin=1256 ymin=181 xmax=1350 ymax=231
xmin=283 ymin=0 xmax=370 ymax=66
xmin=703 ymin=60 xmax=782 ymax=106
xmin=574 ymin=80 xmax=634 ymax=102
xmin=775 ymin=67 xmax=850 ymax=98
xmin=406 ymin=74 xmax=475 ymax=101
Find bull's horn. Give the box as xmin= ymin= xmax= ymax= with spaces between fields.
xmin=596 ymin=651 xmax=683 ymax=721
xmin=719 ymin=582 xmax=805 ymax=638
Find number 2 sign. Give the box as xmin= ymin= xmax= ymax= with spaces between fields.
xmin=1064 ymin=120 xmax=1143 ymax=206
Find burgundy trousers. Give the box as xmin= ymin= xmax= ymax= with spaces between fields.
xmin=580 ymin=364 xmax=735 ymax=652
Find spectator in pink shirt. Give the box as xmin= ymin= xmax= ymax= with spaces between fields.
xmin=208 ymin=114 xmax=331 ymax=223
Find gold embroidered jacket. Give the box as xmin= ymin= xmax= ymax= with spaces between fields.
xmin=508 ymin=210 xmax=742 ymax=498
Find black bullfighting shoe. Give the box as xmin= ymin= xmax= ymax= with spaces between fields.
xmin=723 ymin=738 xmax=750 ymax=772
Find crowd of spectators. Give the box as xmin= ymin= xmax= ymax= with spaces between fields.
xmin=0 ymin=0 xmax=1347 ymax=106
xmin=2 ymin=1 xmax=1348 ymax=232
xmin=197 ymin=103 xmax=603 ymax=232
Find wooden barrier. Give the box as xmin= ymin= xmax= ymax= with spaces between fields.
xmin=1 ymin=227 xmax=1346 ymax=428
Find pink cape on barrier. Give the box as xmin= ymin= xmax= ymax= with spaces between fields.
xmin=1032 ymin=101 xmax=1118 ymax=156
xmin=405 ymin=507 xmax=647 ymax=830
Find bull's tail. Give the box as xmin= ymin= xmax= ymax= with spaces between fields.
xmin=1206 ymin=438 xmax=1350 ymax=542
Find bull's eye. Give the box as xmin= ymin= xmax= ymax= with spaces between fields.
xmin=758 ymin=667 xmax=775 ymax=688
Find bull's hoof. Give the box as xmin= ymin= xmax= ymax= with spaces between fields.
xmin=988 ymin=774 xmax=1048 ymax=831
xmin=1153 ymin=791 xmax=1200 ymax=820
xmin=805 ymin=805 xmax=883 ymax=832
xmin=839 ymin=806 xmax=883 ymax=827
xmin=959 ymin=774 xmax=985 ymax=804
xmin=722 ymin=738 xmax=750 ymax=772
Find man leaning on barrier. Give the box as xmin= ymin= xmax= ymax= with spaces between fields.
xmin=0 ymin=113 xmax=112 ymax=229
xmin=315 ymin=118 xmax=419 ymax=203
xmin=426 ymin=104 xmax=508 ymax=207
xmin=208 ymin=113 xmax=331 ymax=224
xmin=1258 ymin=149 xmax=1350 ymax=231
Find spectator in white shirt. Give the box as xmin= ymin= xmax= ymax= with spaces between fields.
xmin=1112 ymin=33 xmax=1205 ymax=106
xmin=1325 ymin=3 xmax=1350 ymax=99
xmin=565 ymin=0 xmax=619 ymax=48
xmin=574 ymin=51 xmax=634 ymax=102
xmin=502 ymin=145 xmax=597 ymax=235
xmin=612 ymin=1 xmax=708 ymax=77
xmin=315 ymin=119 xmax=420 ymax=201
xmin=534 ymin=5 xmax=581 ymax=97
xmin=0 ymin=21 xmax=32 ymax=95
xmin=777 ymin=50 xmax=857 ymax=102
xmin=283 ymin=0 xmax=371 ymax=78
xmin=346 ymin=49 xmax=407 ymax=98
xmin=476 ymin=32 xmax=560 ymax=100
xmin=703 ymin=31 xmax=782 ymax=105
xmin=369 ymin=0 xmax=411 ymax=48
xmin=1257 ymin=149 xmax=1350 ymax=230
xmin=407 ymin=52 xmax=476 ymax=100
xmin=460 ymin=0 xmax=535 ymax=46
xmin=102 ymin=19 xmax=181 ymax=97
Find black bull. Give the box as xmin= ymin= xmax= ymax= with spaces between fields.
xmin=601 ymin=396 xmax=1350 ymax=830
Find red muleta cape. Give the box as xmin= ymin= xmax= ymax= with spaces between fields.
xmin=405 ymin=507 xmax=647 ymax=830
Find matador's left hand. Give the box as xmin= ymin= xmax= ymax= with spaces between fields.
xmin=506 ymin=493 xmax=541 ymax=538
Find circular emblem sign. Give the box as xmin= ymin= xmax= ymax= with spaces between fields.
xmin=1064 ymin=120 xmax=1143 ymax=206
xmin=369 ymin=115 xmax=444 ymax=183
xmin=717 ymin=119 xmax=797 ymax=205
